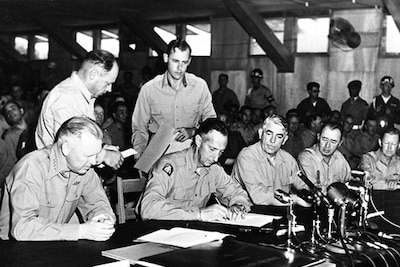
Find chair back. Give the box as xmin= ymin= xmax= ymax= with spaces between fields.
xmin=116 ymin=176 xmax=147 ymax=224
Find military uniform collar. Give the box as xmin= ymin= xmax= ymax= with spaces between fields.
xmin=71 ymin=71 xmax=93 ymax=103
xmin=162 ymin=71 xmax=188 ymax=89
xmin=255 ymin=142 xmax=287 ymax=164
xmin=47 ymin=144 xmax=71 ymax=180
xmin=311 ymin=144 xmax=339 ymax=164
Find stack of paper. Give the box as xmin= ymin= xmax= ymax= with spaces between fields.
xmin=135 ymin=227 xmax=231 ymax=248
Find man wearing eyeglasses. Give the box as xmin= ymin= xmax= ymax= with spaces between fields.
xmin=296 ymin=82 xmax=331 ymax=124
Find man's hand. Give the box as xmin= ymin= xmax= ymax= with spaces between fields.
xmin=97 ymin=145 xmax=124 ymax=170
xmin=228 ymin=205 xmax=247 ymax=221
xmin=199 ymin=204 xmax=229 ymax=221
xmin=386 ymin=180 xmax=400 ymax=191
xmin=174 ymin=128 xmax=194 ymax=142
xmin=291 ymin=194 xmax=312 ymax=207
xmin=78 ymin=214 xmax=115 ymax=241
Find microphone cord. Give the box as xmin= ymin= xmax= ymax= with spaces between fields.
xmin=335 ymin=210 xmax=356 ymax=267
xmin=370 ymin=190 xmax=400 ymax=230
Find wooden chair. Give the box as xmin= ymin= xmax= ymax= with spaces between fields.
xmin=115 ymin=176 xmax=147 ymax=224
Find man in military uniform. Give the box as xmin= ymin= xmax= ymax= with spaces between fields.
xmin=140 ymin=118 xmax=251 ymax=221
xmin=245 ymin=69 xmax=276 ymax=109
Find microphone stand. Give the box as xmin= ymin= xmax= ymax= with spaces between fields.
xmin=327 ymin=205 xmax=335 ymax=240
xmin=287 ymin=198 xmax=296 ymax=248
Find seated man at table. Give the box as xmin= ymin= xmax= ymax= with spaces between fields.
xmin=359 ymin=127 xmax=400 ymax=233
xmin=231 ymin=115 xmax=306 ymax=206
xmin=0 ymin=116 xmax=116 ymax=241
xmin=359 ymin=127 xmax=400 ymax=190
xmin=296 ymin=123 xmax=352 ymax=194
xmin=140 ymin=118 xmax=251 ymax=221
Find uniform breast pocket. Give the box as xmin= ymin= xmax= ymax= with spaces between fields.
xmin=182 ymin=104 xmax=200 ymax=126
xmin=39 ymin=193 xmax=57 ymax=218
xmin=172 ymin=189 xmax=193 ymax=201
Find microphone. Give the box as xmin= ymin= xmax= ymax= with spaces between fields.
xmin=378 ymin=232 xmax=394 ymax=240
xmin=297 ymin=189 xmax=314 ymax=203
xmin=274 ymin=189 xmax=292 ymax=204
xmin=296 ymin=171 xmax=331 ymax=207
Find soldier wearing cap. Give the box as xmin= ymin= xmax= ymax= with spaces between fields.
xmin=368 ymin=76 xmax=400 ymax=129
xmin=245 ymin=69 xmax=276 ymax=110
xmin=340 ymin=80 xmax=369 ymax=128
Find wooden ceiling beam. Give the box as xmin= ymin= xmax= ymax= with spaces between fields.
xmin=224 ymin=0 xmax=294 ymax=72
xmin=383 ymin=0 xmax=400 ymax=33
xmin=0 ymin=39 xmax=28 ymax=63
xmin=35 ymin=19 xmax=87 ymax=60
xmin=120 ymin=11 xmax=167 ymax=56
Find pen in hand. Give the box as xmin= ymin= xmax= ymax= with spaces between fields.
xmin=214 ymin=197 xmax=230 ymax=221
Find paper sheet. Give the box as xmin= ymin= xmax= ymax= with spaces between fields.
xmin=134 ymin=123 xmax=192 ymax=173
xmin=102 ymin=243 xmax=173 ymax=267
xmin=208 ymin=213 xmax=281 ymax=227
xmin=135 ymin=227 xmax=230 ymax=248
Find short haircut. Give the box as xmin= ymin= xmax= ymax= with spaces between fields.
xmin=82 ymin=50 xmax=116 ymax=72
xmin=166 ymin=39 xmax=192 ymax=56
xmin=380 ymin=127 xmax=400 ymax=140
xmin=111 ymin=100 xmax=127 ymax=114
xmin=307 ymin=82 xmax=320 ymax=91
xmin=286 ymin=112 xmax=299 ymax=122
xmin=2 ymin=100 xmax=22 ymax=116
xmin=196 ymin=118 xmax=228 ymax=138
xmin=3 ymin=100 xmax=21 ymax=110
xmin=262 ymin=114 xmax=288 ymax=133
xmin=219 ymin=73 xmax=228 ymax=80
xmin=305 ymin=113 xmax=321 ymax=128
xmin=285 ymin=108 xmax=299 ymax=120
xmin=55 ymin=116 xmax=103 ymax=143
xmin=321 ymin=122 xmax=343 ymax=140
xmin=239 ymin=105 xmax=252 ymax=114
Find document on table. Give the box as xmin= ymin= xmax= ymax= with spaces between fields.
xmin=134 ymin=227 xmax=231 ymax=248
xmin=101 ymin=243 xmax=173 ymax=267
xmin=209 ymin=213 xmax=281 ymax=227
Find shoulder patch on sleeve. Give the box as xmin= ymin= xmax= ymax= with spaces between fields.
xmin=162 ymin=163 xmax=173 ymax=176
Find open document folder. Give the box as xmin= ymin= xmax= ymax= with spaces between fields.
xmin=134 ymin=227 xmax=231 ymax=248
xmin=134 ymin=122 xmax=192 ymax=173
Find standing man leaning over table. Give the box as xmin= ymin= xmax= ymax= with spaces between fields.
xmin=35 ymin=49 xmax=123 ymax=170
xmin=140 ymin=118 xmax=250 ymax=221
xmin=0 ymin=117 xmax=115 ymax=241
xmin=131 ymin=39 xmax=216 ymax=160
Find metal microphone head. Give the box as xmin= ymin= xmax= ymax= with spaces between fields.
xmin=274 ymin=189 xmax=292 ymax=204
xmin=327 ymin=182 xmax=348 ymax=206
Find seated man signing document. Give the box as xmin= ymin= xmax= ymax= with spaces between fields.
xmin=0 ymin=116 xmax=115 ymax=241
xmin=140 ymin=118 xmax=251 ymax=221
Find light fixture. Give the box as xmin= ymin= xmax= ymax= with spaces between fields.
xmin=305 ymin=1 xmax=309 ymax=7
